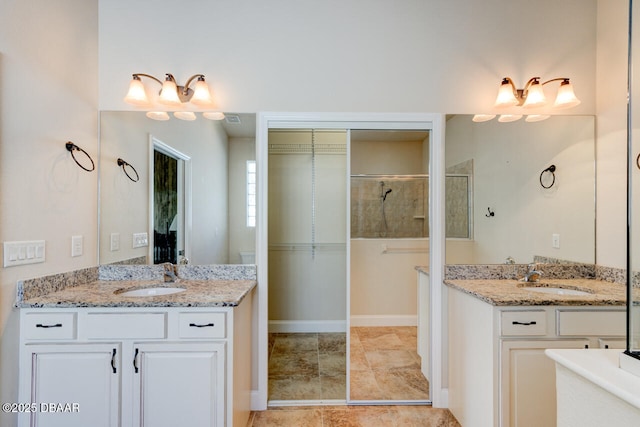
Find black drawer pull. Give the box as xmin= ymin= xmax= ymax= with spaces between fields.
xmin=133 ymin=348 xmax=139 ymax=374
xmin=111 ymin=349 xmax=117 ymax=374
xmin=512 ymin=321 xmax=537 ymax=326
xmin=35 ymin=323 xmax=63 ymax=328
xmin=189 ymin=323 xmax=215 ymax=328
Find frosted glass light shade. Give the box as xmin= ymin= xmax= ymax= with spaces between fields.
xmin=495 ymin=80 xmax=519 ymax=107
xmin=525 ymin=114 xmax=550 ymax=122
xmin=553 ymin=80 xmax=581 ymax=109
xmin=522 ymin=80 xmax=546 ymax=108
xmin=159 ymin=78 xmax=181 ymax=106
xmin=498 ymin=114 xmax=522 ymax=123
xmin=174 ymin=111 xmax=197 ymax=121
xmin=146 ymin=111 xmax=170 ymax=121
xmin=472 ymin=114 xmax=496 ymax=122
xmin=124 ymin=77 xmax=150 ymax=106
xmin=190 ymin=78 xmax=214 ymax=107
xmin=203 ymin=112 xmax=226 ymax=120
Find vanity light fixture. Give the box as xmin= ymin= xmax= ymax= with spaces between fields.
xmin=124 ymin=73 xmax=224 ymax=121
xmin=475 ymin=76 xmax=581 ymax=124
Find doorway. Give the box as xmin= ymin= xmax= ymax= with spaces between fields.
xmin=257 ymin=114 xmax=444 ymax=408
xmin=149 ymin=136 xmax=192 ymax=265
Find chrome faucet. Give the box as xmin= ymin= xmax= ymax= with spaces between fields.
xmin=163 ymin=263 xmax=178 ymax=283
xmin=522 ymin=263 xmax=543 ymax=282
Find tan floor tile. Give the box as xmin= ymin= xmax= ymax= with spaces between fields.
xmin=251 ymin=407 xmax=323 ymax=427
xmin=322 ymin=406 xmax=397 ymax=427
xmin=365 ymin=349 xmax=420 ymax=370
xmin=269 ymin=351 xmax=319 ymax=377
xmin=359 ymin=333 xmax=406 ymax=352
xmin=319 ymin=333 xmax=346 ymax=352
xmin=319 ymin=352 xmax=346 ymax=376
xmin=320 ymin=375 xmax=346 ymax=399
xmin=374 ymin=369 xmax=430 ymax=400
xmin=349 ymin=370 xmax=385 ymax=400
xmin=268 ymin=376 xmax=322 ymax=400
xmin=272 ymin=333 xmax=318 ymax=354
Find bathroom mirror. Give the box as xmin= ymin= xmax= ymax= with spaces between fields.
xmin=445 ymin=115 xmax=596 ymax=265
xmin=98 ymin=111 xmax=256 ymax=265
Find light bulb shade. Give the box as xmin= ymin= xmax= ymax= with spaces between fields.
xmin=522 ymin=80 xmax=546 ymax=108
xmin=525 ymin=114 xmax=550 ymax=122
xmin=146 ymin=111 xmax=170 ymax=121
xmin=472 ymin=114 xmax=496 ymax=123
xmin=553 ymin=80 xmax=581 ymax=109
xmin=190 ymin=78 xmax=214 ymax=107
xmin=174 ymin=111 xmax=197 ymax=121
xmin=498 ymin=114 xmax=522 ymax=123
xmin=203 ymin=112 xmax=226 ymax=120
xmin=159 ymin=78 xmax=181 ymax=106
xmin=494 ymin=79 xmax=519 ymax=108
xmin=124 ymin=77 xmax=150 ymax=106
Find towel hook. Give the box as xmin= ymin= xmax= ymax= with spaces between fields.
xmin=117 ymin=158 xmax=140 ymax=182
xmin=539 ymin=164 xmax=556 ymax=189
xmin=65 ymin=141 xmax=95 ymax=172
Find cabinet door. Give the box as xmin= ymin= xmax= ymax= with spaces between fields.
xmin=133 ymin=342 xmax=226 ymax=427
xmin=501 ymin=339 xmax=588 ymax=427
xmin=26 ymin=343 xmax=120 ymax=427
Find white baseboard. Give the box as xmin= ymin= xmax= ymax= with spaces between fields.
xmin=268 ymin=320 xmax=346 ymax=333
xmin=349 ymin=315 xmax=417 ymax=327
xmin=250 ymin=390 xmax=266 ymax=411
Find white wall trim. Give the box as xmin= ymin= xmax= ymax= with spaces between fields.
xmin=255 ymin=112 xmax=444 ymax=411
xmin=349 ymin=315 xmax=417 ymax=327
xmin=268 ymin=320 xmax=347 ymax=333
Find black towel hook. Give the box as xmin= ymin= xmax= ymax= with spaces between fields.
xmin=65 ymin=141 xmax=95 ymax=172
xmin=539 ymin=164 xmax=556 ymax=189
xmin=117 ymin=158 xmax=140 ymax=182
xmin=486 ymin=207 xmax=495 ymax=217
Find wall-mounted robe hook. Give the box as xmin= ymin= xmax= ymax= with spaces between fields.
xmin=117 ymin=158 xmax=140 ymax=182
xmin=65 ymin=141 xmax=95 ymax=172
xmin=636 ymin=153 xmax=640 ymax=170
xmin=486 ymin=207 xmax=495 ymax=217
xmin=539 ymin=164 xmax=556 ymax=189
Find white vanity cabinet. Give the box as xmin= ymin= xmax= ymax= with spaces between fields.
xmin=18 ymin=289 xmax=253 ymax=427
xmin=448 ymin=287 xmax=625 ymax=427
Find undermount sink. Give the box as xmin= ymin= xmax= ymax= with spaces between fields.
xmin=116 ymin=286 xmax=186 ymax=297
xmin=520 ymin=285 xmax=593 ymax=296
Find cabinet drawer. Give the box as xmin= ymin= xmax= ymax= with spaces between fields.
xmin=86 ymin=313 xmax=166 ymax=339
xmin=179 ymin=312 xmax=226 ymax=338
xmin=500 ymin=311 xmax=547 ymax=336
xmin=557 ymin=310 xmax=625 ymax=336
xmin=24 ymin=313 xmax=77 ymax=340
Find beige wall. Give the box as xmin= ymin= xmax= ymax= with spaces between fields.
xmin=0 ymin=1 xmax=99 ymax=424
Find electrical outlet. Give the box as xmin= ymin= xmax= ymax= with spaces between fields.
xmin=552 ymin=233 xmax=560 ymax=249
xmin=110 ymin=233 xmax=120 ymax=251
xmin=71 ymin=235 xmax=83 ymax=257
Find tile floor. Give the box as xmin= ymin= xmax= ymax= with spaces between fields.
xmin=268 ymin=332 xmax=347 ymax=401
xmin=350 ymin=326 xmax=429 ymax=401
xmin=247 ymin=405 xmax=461 ymax=426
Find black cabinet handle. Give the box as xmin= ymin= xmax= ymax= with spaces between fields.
xmin=111 ymin=349 xmax=117 ymax=374
xmin=512 ymin=321 xmax=537 ymax=326
xmin=35 ymin=323 xmax=63 ymax=328
xmin=133 ymin=348 xmax=139 ymax=373
xmin=189 ymin=323 xmax=215 ymax=328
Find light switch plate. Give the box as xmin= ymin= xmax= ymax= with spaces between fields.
xmin=552 ymin=233 xmax=560 ymax=249
xmin=71 ymin=235 xmax=83 ymax=257
xmin=133 ymin=232 xmax=148 ymax=248
xmin=3 ymin=240 xmax=46 ymax=267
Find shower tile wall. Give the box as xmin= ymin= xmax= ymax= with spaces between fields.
xmin=351 ymin=177 xmax=428 ymax=238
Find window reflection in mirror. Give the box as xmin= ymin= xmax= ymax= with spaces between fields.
xmin=444 ymin=115 xmax=595 ymax=265
xmin=98 ymin=111 xmax=256 ymax=265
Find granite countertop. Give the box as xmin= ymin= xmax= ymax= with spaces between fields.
xmin=17 ymin=278 xmax=256 ymax=308
xmin=444 ymin=278 xmax=626 ymax=306
xmin=15 ymin=265 xmax=258 ymax=309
